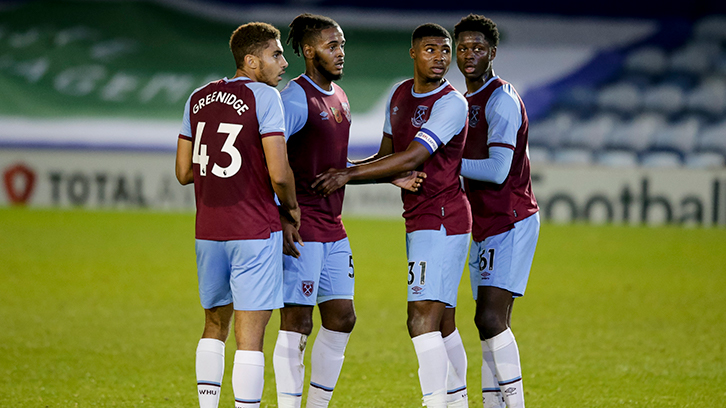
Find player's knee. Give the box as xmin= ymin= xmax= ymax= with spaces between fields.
xmin=474 ymin=309 xmax=507 ymax=339
xmin=323 ymin=309 xmax=356 ymax=333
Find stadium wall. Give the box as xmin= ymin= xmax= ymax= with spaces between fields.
xmin=3 ymin=149 xmax=725 ymax=227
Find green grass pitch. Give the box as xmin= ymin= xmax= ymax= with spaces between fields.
xmin=1 ymin=208 xmax=724 ymax=407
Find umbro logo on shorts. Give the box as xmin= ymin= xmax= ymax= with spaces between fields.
xmin=411 ymin=285 xmax=423 ymax=294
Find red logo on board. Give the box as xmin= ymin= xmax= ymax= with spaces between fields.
xmin=3 ymin=163 xmax=36 ymax=205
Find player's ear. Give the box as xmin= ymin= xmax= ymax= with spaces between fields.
xmin=409 ymin=47 xmax=415 ymax=60
xmin=245 ymin=54 xmax=258 ymax=69
xmin=303 ymin=44 xmax=314 ymax=60
xmin=490 ymin=46 xmax=497 ymax=61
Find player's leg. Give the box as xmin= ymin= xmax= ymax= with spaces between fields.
xmin=409 ymin=300 xmax=448 ymax=408
xmin=195 ymin=240 xmax=235 ymax=408
xmin=233 ymin=310 xmax=273 ymax=408
xmin=276 ymin=306 xmax=314 ymax=408
xmin=471 ymin=213 xmax=540 ymax=408
xmin=440 ymin=308 xmax=468 ymax=408
xmin=407 ymin=227 xmax=469 ymax=408
xmin=274 ymin=242 xmax=324 ymax=408
xmin=306 ymin=239 xmax=356 ymax=408
xmin=476 ymin=286 xmax=513 ymax=408
xmin=228 ymin=232 xmax=285 ymax=408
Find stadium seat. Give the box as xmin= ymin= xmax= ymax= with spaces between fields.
xmin=648 ymin=116 xmax=701 ymax=154
xmin=597 ymin=82 xmax=642 ymax=114
xmin=604 ymin=113 xmax=665 ymax=152
xmin=552 ymin=147 xmax=593 ymax=165
xmin=640 ymin=151 xmax=683 ymax=167
xmin=561 ymin=113 xmax=617 ymax=151
xmin=596 ymin=150 xmax=639 ymax=167
xmin=527 ymin=146 xmax=552 ymax=164
xmin=695 ymin=119 xmax=726 ymax=154
xmin=686 ymin=76 xmax=726 ymax=118
xmin=624 ymin=46 xmax=668 ymax=76
xmin=528 ymin=111 xmax=576 ymax=149
xmin=642 ymin=84 xmax=685 ymax=116
xmin=685 ymin=151 xmax=726 ymax=168
xmin=693 ymin=15 xmax=726 ymax=41
xmin=669 ymin=41 xmax=720 ymax=75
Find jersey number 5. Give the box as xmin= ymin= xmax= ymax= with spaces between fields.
xmin=193 ymin=121 xmax=243 ymax=178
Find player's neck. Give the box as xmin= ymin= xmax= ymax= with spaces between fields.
xmin=413 ymin=76 xmax=445 ymax=94
xmin=466 ymin=69 xmax=494 ymax=94
xmin=234 ymin=68 xmax=254 ymax=81
xmin=306 ymin=69 xmax=333 ymax=92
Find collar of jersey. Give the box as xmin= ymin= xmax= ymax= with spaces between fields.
xmin=223 ymin=76 xmax=252 ymax=83
xmin=466 ymin=76 xmax=500 ymax=97
xmin=301 ymin=74 xmax=336 ymax=96
xmin=410 ymin=79 xmax=450 ymax=98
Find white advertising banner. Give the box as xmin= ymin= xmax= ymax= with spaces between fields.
xmin=2 ymin=149 xmax=725 ymax=226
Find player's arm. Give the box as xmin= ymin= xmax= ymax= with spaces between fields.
xmin=263 ymin=135 xmax=300 ymax=227
xmin=175 ymin=96 xmax=194 ymax=185
xmin=313 ymin=137 xmax=430 ymax=196
xmin=175 ymin=137 xmax=194 ymax=185
xmin=460 ymin=85 xmax=520 ymax=184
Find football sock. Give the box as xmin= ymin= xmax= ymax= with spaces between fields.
xmin=306 ymin=327 xmax=351 ymax=408
xmin=487 ymin=328 xmax=525 ymax=408
xmin=196 ymin=338 xmax=225 ymax=408
xmin=481 ymin=339 xmax=505 ymax=408
xmin=232 ymin=350 xmax=265 ymax=408
xmin=412 ymin=332 xmax=448 ymax=408
xmin=273 ymin=331 xmax=308 ymax=408
xmin=442 ymin=329 xmax=468 ymax=407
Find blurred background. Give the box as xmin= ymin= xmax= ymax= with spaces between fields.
xmin=1 ymin=0 xmax=726 ymax=225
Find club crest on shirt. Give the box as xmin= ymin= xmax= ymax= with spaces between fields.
xmin=330 ymin=106 xmax=343 ymax=123
xmin=469 ymin=105 xmax=481 ymax=128
xmin=341 ymin=102 xmax=351 ymax=122
xmin=302 ymin=280 xmax=314 ymax=297
xmin=411 ymin=105 xmax=429 ymax=128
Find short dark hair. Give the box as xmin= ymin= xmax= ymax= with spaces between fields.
xmin=411 ymin=23 xmax=451 ymax=46
xmin=287 ymin=13 xmax=340 ymax=57
xmin=229 ymin=22 xmax=281 ymax=68
xmin=454 ymin=14 xmax=499 ymax=47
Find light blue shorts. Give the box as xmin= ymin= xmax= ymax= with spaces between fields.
xmin=469 ymin=212 xmax=540 ymax=298
xmin=282 ymin=237 xmax=354 ymax=306
xmin=406 ymin=226 xmax=470 ymax=307
xmin=195 ymin=231 xmax=283 ymax=311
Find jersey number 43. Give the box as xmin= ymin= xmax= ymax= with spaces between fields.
xmin=193 ymin=121 xmax=243 ymax=178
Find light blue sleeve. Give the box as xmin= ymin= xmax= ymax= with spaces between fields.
xmin=248 ymin=82 xmax=286 ymax=136
xmin=461 ymin=146 xmax=514 ymax=184
xmin=383 ymin=81 xmax=405 ymax=135
xmin=179 ymin=95 xmax=192 ymax=137
xmin=485 ymin=84 xmax=522 ymax=148
xmin=280 ymin=80 xmax=308 ymax=140
xmin=416 ymin=91 xmax=468 ymax=153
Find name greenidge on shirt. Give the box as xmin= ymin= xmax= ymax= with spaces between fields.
xmin=192 ymin=91 xmax=250 ymax=116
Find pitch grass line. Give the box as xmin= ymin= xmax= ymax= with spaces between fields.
xmin=1 ymin=208 xmax=724 ymax=407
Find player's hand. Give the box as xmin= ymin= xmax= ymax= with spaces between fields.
xmin=280 ymin=213 xmax=303 ymax=258
xmin=391 ymin=170 xmax=426 ymax=192
xmin=287 ymin=205 xmax=301 ymax=230
xmin=312 ymin=168 xmax=350 ymax=197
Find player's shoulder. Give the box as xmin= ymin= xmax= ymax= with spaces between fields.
xmin=438 ymin=86 xmax=468 ymax=112
xmin=280 ymin=78 xmax=305 ymax=100
xmin=490 ymin=81 xmax=521 ymax=110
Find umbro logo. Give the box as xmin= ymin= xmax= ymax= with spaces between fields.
xmin=392 ymin=106 xmax=399 ymax=115
xmin=504 ymin=387 xmax=517 ymax=396
xmin=320 ymin=111 xmax=329 ymax=120
xmin=481 ymin=271 xmax=491 ymax=280
xmin=411 ymin=285 xmax=423 ymax=294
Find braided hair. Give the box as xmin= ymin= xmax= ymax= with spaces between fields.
xmin=287 ymin=13 xmax=339 ymax=56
